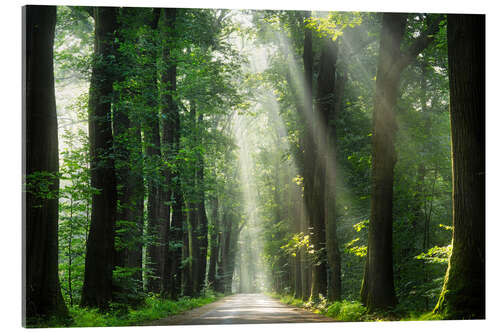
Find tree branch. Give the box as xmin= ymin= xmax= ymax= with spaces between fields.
xmin=396 ymin=14 xmax=445 ymax=72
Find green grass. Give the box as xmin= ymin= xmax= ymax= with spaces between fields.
xmin=268 ymin=292 xmax=372 ymax=322
xmin=27 ymin=292 xmax=221 ymax=328
xmin=270 ymin=292 xmax=448 ymax=322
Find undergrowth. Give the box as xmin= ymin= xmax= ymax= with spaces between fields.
xmin=27 ymin=291 xmax=221 ymax=328
xmin=269 ymin=292 xmax=441 ymax=322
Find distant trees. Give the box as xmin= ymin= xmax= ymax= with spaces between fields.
xmin=24 ymin=5 xmax=68 ymax=321
xmin=433 ymin=14 xmax=485 ymax=319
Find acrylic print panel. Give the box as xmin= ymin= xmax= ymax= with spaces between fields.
xmin=21 ymin=0 xmax=487 ymax=330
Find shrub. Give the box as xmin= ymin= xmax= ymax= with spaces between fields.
xmin=325 ymin=300 xmax=367 ymax=322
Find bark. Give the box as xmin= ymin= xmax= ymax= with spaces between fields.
xmin=434 ymin=14 xmax=485 ymax=319
xmin=129 ymin=123 xmax=145 ymax=285
xmin=182 ymin=215 xmax=193 ymax=296
xmin=207 ymin=196 xmax=220 ymax=289
xmin=361 ymin=13 xmax=405 ymax=311
xmin=159 ymin=7 xmax=178 ymax=297
xmin=112 ymin=7 xmax=144 ymax=298
xmin=300 ymin=205 xmax=311 ymax=301
xmin=311 ymin=37 xmax=340 ymax=300
xmin=299 ymin=10 xmax=326 ymax=301
xmin=361 ymin=13 xmax=442 ymax=311
xmin=324 ymin=46 xmax=345 ymax=302
xmin=293 ymin=195 xmax=303 ymax=299
xmin=24 ymin=5 xmax=68 ymax=321
xmin=191 ymin=113 xmax=209 ymax=295
xmin=81 ymin=7 xmax=118 ymax=309
xmin=162 ymin=8 xmax=184 ymax=299
xmin=144 ymin=10 xmax=163 ymax=294
xmin=167 ymin=185 xmax=184 ymax=299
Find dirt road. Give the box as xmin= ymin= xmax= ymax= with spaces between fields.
xmin=142 ymin=293 xmax=337 ymax=326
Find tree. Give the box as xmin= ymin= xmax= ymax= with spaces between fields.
xmin=59 ymin=129 xmax=94 ymax=306
xmin=112 ymin=7 xmax=147 ymax=303
xmin=143 ymin=8 xmax=164 ymax=294
xmin=160 ymin=7 xmax=184 ymax=299
xmin=433 ymin=14 xmax=485 ymax=319
xmin=24 ymin=5 xmax=69 ymax=322
xmin=361 ymin=13 xmax=442 ymax=311
xmin=316 ymin=38 xmax=344 ymax=302
xmin=80 ymin=6 xmax=118 ymax=309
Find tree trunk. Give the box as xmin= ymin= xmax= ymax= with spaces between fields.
xmin=112 ymin=8 xmax=145 ymax=300
xmin=81 ymin=6 xmax=118 ymax=310
xmin=144 ymin=10 xmax=163 ymax=294
xmin=361 ymin=12 xmax=443 ymax=311
xmin=24 ymin=5 xmax=68 ymax=321
xmin=323 ymin=43 xmax=345 ymax=302
xmin=194 ymin=114 xmax=209 ymax=294
xmin=168 ymin=185 xmax=184 ymax=299
xmin=207 ymin=196 xmax=220 ymax=289
xmin=434 ymin=14 xmax=485 ymax=319
xmin=361 ymin=13 xmax=405 ymax=311
xmin=159 ymin=7 xmax=178 ymax=297
xmin=312 ymin=37 xmax=340 ymax=300
xmin=182 ymin=214 xmax=194 ymax=296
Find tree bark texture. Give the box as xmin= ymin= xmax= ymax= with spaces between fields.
xmin=24 ymin=5 xmax=68 ymax=321
xmin=112 ymin=7 xmax=145 ymax=296
xmin=207 ymin=196 xmax=220 ymax=289
xmin=144 ymin=10 xmax=164 ymax=294
xmin=81 ymin=6 xmax=118 ymax=309
xmin=361 ymin=13 xmax=406 ymax=311
xmin=361 ymin=13 xmax=443 ymax=311
xmin=159 ymin=7 xmax=178 ymax=297
xmin=434 ymin=14 xmax=485 ymax=319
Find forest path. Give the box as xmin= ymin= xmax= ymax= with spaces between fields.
xmin=141 ymin=293 xmax=337 ymax=326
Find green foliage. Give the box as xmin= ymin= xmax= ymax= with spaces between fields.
xmin=325 ymin=300 xmax=367 ymax=321
xmin=306 ymin=12 xmax=363 ymax=40
xmin=58 ymin=129 xmax=94 ymax=306
xmin=273 ymin=292 xmax=367 ymax=322
xmin=415 ymin=245 xmax=452 ymax=264
xmin=66 ymin=294 xmax=218 ymax=327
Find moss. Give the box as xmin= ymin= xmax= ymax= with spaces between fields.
xmin=434 ymin=264 xmax=485 ymax=320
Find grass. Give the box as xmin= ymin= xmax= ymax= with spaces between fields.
xmin=269 ymin=292 xmax=367 ymax=322
xmin=269 ymin=292 xmax=442 ymax=322
xmin=27 ymin=292 xmax=221 ymax=328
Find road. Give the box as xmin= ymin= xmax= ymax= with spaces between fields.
xmin=142 ymin=293 xmax=337 ymax=326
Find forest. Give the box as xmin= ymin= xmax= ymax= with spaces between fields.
xmin=23 ymin=4 xmax=485 ymax=327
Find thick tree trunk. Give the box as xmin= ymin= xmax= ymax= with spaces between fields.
xmin=299 ymin=10 xmax=328 ymax=301
xmin=24 ymin=5 xmax=68 ymax=322
xmin=434 ymin=14 xmax=485 ymax=319
xmin=81 ymin=7 xmax=118 ymax=309
xmin=360 ymin=13 xmax=406 ymax=311
xmin=159 ymin=7 xmax=178 ymax=297
xmin=322 ymin=43 xmax=345 ymax=302
xmin=312 ymin=37 xmax=341 ymax=300
xmin=112 ymin=8 xmax=145 ymax=298
xmin=361 ymin=13 xmax=442 ymax=311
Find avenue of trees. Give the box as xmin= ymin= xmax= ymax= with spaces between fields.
xmin=23 ymin=4 xmax=484 ymax=326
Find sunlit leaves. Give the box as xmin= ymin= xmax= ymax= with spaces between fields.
xmin=414 ymin=245 xmax=452 ymax=264
xmin=305 ymin=12 xmax=363 ymax=40
xmin=344 ymin=238 xmax=367 ymax=257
